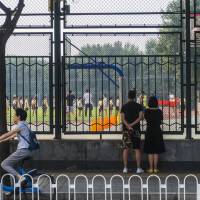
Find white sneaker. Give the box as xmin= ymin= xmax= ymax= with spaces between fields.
xmin=123 ymin=167 xmax=128 ymax=174
xmin=136 ymin=168 xmax=144 ymax=174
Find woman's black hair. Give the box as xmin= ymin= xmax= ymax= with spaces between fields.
xmin=15 ymin=108 xmax=27 ymax=121
xmin=148 ymin=96 xmax=158 ymax=108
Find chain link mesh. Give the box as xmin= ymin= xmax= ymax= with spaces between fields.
xmin=64 ymin=33 xmax=181 ymax=56
xmin=0 ymin=0 xmax=52 ymax=28
xmin=6 ymin=34 xmax=52 ymax=56
xmin=64 ymin=0 xmax=182 ymax=28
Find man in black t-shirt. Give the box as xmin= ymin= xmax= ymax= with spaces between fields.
xmin=121 ymin=90 xmax=144 ymax=174
xmin=66 ymin=90 xmax=76 ymax=119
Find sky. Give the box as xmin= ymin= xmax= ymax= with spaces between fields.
xmin=0 ymin=0 xmax=179 ymax=56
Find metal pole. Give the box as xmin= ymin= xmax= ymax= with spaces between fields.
xmin=185 ymin=0 xmax=192 ymax=139
xmin=119 ymin=76 xmax=123 ymax=131
xmin=54 ymin=0 xmax=61 ymax=139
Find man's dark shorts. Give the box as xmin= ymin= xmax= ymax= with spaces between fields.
xmin=121 ymin=130 xmax=141 ymax=150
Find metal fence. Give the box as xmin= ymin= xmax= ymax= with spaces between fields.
xmin=1 ymin=174 xmax=200 ymax=200
xmin=6 ymin=56 xmax=53 ymax=133
xmin=5 ymin=33 xmax=53 ymax=134
xmin=62 ymin=55 xmax=183 ymax=134
xmin=1 ymin=0 xmax=200 ymax=137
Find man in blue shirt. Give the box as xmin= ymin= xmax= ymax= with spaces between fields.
xmin=0 ymin=109 xmax=32 ymax=183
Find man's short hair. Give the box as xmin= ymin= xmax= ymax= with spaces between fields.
xmin=15 ymin=108 xmax=27 ymax=121
xmin=128 ymin=90 xmax=136 ymax=100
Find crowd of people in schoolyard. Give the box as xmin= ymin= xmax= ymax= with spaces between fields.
xmin=65 ymin=89 xmax=121 ymax=118
xmin=6 ymin=89 xmax=192 ymax=123
xmin=6 ymin=96 xmax=49 ymax=116
xmin=6 ymin=93 xmax=121 ymax=120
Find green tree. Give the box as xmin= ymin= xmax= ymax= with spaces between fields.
xmin=80 ymin=41 xmax=141 ymax=56
xmin=145 ymin=39 xmax=159 ymax=55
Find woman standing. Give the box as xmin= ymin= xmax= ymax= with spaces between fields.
xmin=144 ymin=96 xmax=165 ymax=173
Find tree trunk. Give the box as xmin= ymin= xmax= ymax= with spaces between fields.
xmin=0 ymin=42 xmax=9 ymax=176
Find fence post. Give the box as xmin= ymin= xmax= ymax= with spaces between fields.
xmin=185 ymin=0 xmax=192 ymax=139
xmin=54 ymin=0 xmax=62 ymax=139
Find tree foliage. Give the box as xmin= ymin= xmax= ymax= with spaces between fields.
xmin=80 ymin=41 xmax=142 ymax=56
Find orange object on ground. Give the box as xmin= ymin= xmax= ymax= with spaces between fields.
xmin=90 ymin=115 xmax=120 ymax=132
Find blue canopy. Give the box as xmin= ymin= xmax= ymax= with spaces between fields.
xmin=68 ymin=62 xmax=124 ymax=88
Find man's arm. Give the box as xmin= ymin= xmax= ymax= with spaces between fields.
xmin=0 ymin=133 xmax=17 ymax=143
xmin=121 ymin=113 xmax=132 ymax=130
xmin=130 ymin=111 xmax=144 ymax=127
xmin=0 ymin=128 xmax=20 ymax=142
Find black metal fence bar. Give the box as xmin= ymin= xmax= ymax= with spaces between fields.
xmin=194 ymin=32 xmax=200 ymax=134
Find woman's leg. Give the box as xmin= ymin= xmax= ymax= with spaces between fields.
xmin=153 ymin=154 xmax=159 ymax=170
xmin=148 ymin=154 xmax=154 ymax=170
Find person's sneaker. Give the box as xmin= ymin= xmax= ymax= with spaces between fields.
xmin=136 ymin=168 xmax=144 ymax=174
xmin=123 ymin=167 xmax=128 ymax=174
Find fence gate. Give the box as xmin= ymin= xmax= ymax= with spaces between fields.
xmin=62 ymin=32 xmax=184 ymax=135
xmin=62 ymin=0 xmax=185 ymax=136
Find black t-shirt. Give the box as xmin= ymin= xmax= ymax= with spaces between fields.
xmin=66 ymin=94 xmax=75 ymax=106
xmin=121 ymin=101 xmax=143 ymax=131
xmin=144 ymin=109 xmax=163 ymax=129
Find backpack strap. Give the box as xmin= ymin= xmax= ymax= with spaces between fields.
xmin=18 ymin=123 xmax=31 ymax=145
